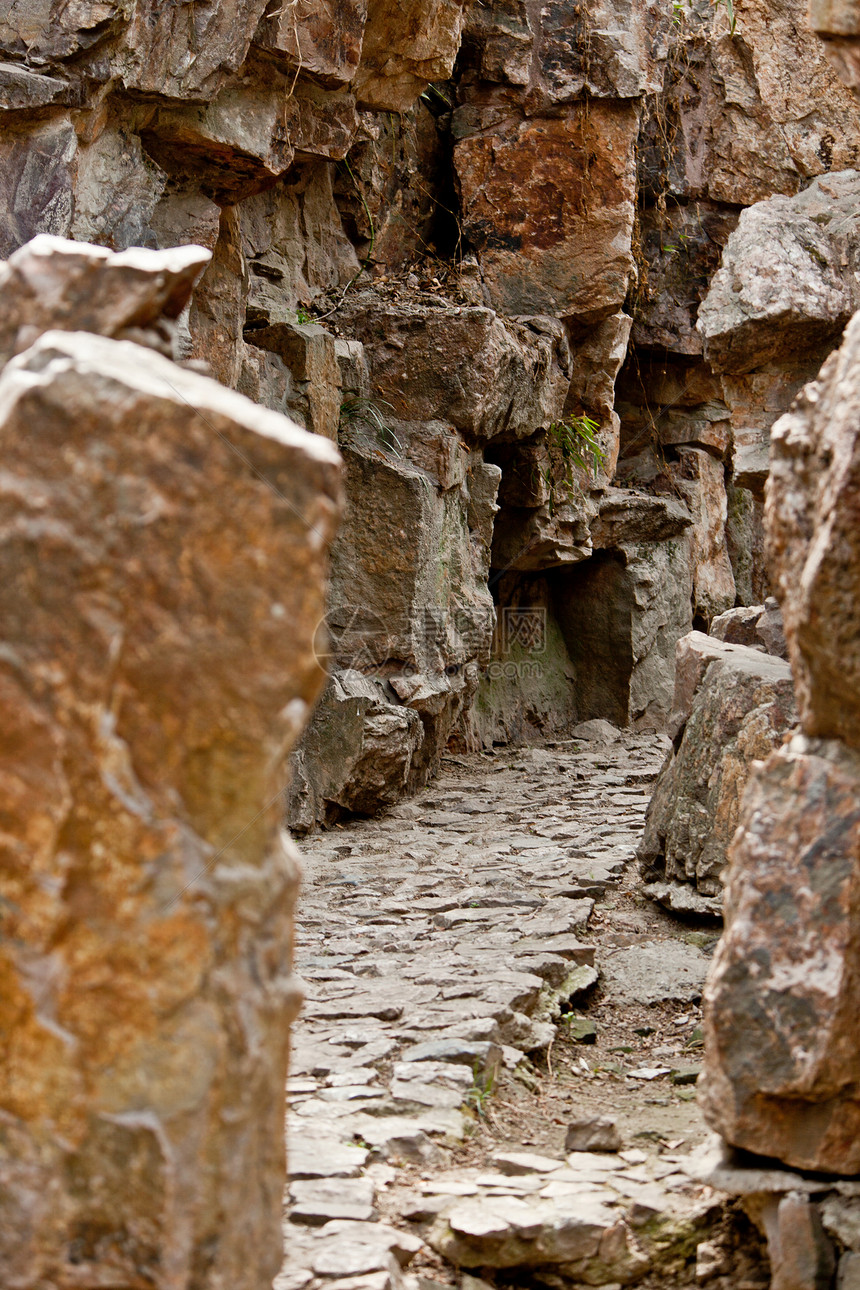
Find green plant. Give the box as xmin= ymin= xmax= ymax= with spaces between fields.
xmin=464 ymin=1061 xmax=496 ymax=1119
xmin=339 ymin=396 xmax=402 ymax=456
xmin=543 ymin=414 xmax=606 ymax=507
xmin=713 ymin=0 xmax=737 ymax=34
xmin=295 ymin=305 xmax=313 ymax=325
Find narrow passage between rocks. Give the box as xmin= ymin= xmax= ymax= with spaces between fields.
xmin=278 ymin=732 xmax=766 ymax=1290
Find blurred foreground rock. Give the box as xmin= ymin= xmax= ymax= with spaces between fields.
xmin=701 ymin=735 xmax=860 ymax=1173
xmin=0 ymin=239 xmax=341 ymax=1288
xmin=700 ymin=308 xmax=860 ymax=1175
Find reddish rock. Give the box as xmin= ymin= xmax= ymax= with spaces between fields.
xmin=700 ymin=736 xmax=860 ymax=1174
xmin=0 ymin=245 xmax=341 ymax=1286
xmin=353 ymin=0 xmax=467 ymax=111
xmin=454 ymin=103 xmax=638 ymax=318
xmin=254 ymin=0 xmax=367 ymax=87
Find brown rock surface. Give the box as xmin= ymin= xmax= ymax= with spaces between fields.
xmin=454 ymin=103 xmax=638 ymax=317
xmin=0 ymin=254 xmax=341 ymax=1285
xmin=353 ymin=0 xmax=467 ymax=111
xmin=811 ymin=0 xmax=860 ymax=95
xmin=0 ymin=233 xmax=211 ymax=364
xmin=640 ymin=0 xmax=860 ymax=209
xmin=767 ymin=311 xmax=860 ymax=750
xmin=254 ymin=0 xmax=367 ymax=87
xmin=699 ymin=735 xmax=860 ymax=1173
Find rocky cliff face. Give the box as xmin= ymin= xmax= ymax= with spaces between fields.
xmin=2 ymin=0 xmax=858 ymax=827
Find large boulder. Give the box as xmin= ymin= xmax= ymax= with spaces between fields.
xmin=697 ymin=170 xmax=860 ymax=375
xmin=639 ymin=632 xmax=796 ymax=903
xmin=0 ymin=233 xmax=211 ymax=361
xmin=453 ymin=101 xmax=639 ymax=318
xmin=695 ymin=171 xmax=860 ymax=502
xmin=0 ymin=242 xmax=341 ymax=1288
xmin=289 ymin=435 xmax=499 ymax=829
xmin=700 ymin=735 xmax=860 ymax=1174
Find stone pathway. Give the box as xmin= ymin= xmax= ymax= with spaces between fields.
xmin=277 ymin=731 xmax=755 ymax=1290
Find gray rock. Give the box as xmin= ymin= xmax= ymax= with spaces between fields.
xmin=0 ymin=61 xmax=80 ymax=108
xmin=313 ymin=1246 xmax=407 ymax=1282
xmin=644 ymin=882 xmax=723 ymax=919
xmin=289 ymin=420 xmax=499 ymax=828
xmin=290 ymin=1201 xmax=377 ymax=1226
xmin=639 ymin=634 xmax=796 ymax=897
xmin=684 ymin=1135 xmax=818 ymax=1197
xmin=838 ymin=1254 xmax=860 ymax=1290
xmin=399 ymin=1041 xmax=502 ymax=1081
xmin=756 ymin=598 xmax=788 ymax=660
xmin=289 ymin=1179 xmax=377 ymax=1208
xmin=699 ymin=170 xmax=860 ymax=374
xmin=600 ymin=942 xmax=710 ymax=1005
xmin=322 ymin=1267 xmax=405 ymax=1290
xmin=519 ymin=898 xmax=594 ymax=937
xmin=565 ymin=1117 xmax=623 ymax=1154
xmin=570 ymin=719 xmax=621 ymax=743
xmin=289 ymin=1139 xmax=371 ymax=1180
xmin=821 ymin=1197 xmax=860 ymax=1252
xmin=492 ymin=1152 xmax=565 ymax=1176
xmin=314 ymin=1222 xmax=424 ymax=1271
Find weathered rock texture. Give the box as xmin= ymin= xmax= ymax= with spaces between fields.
xmin=0 ymin=241 xmax=341 ymax=1287
xmin=700 ymin=734 xmax=860 ymax=1173
xmin=767 ymin=311 xmax=860 ymax=749
xmin=638 ymin=630 xmax=796 ymax=906
xmin=699 ymin=285 xmax=860 ymax=1175
xmin=811 ymin=0 xmax=860 ymax=98
xmin=3 ymin=0 xmax=860 ymax=823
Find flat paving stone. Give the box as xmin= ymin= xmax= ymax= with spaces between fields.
xmin=281 ymin=734 xmax=714 ymax=1290
xmin=599 ymin=941 xmax=711 ymax=1005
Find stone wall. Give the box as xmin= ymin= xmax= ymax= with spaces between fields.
xmin=0 ymin=238 xmax=341 ymax=1287
xmin=2 ymin=0 xmax=859 ymax=826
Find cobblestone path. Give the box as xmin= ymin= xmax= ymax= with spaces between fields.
xmin=277 ymin=731 xmax=754 ymax=1290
